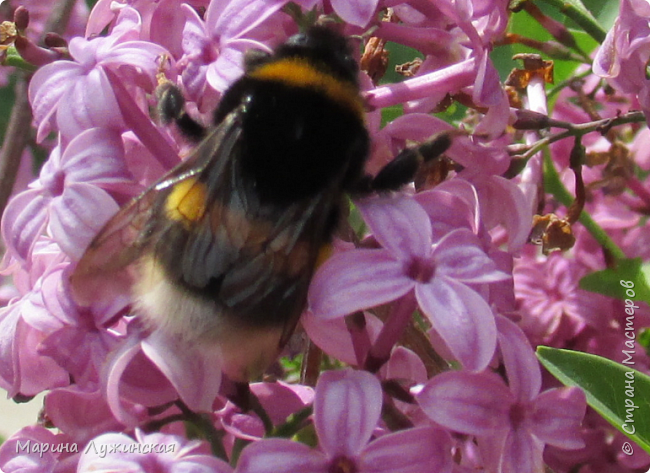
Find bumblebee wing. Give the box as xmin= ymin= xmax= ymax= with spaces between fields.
xmin=213 ymin=194 xmax=334 ymax=378
xmin=156 ymin=130 xmax=338 ymax=335
xmin=70 ymin=107 xmax=245 ymax=304
xmin=162 ymin=176 xmax=335 ymax=378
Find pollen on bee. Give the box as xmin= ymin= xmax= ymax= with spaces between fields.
xmin=165 ymin=178 xmax=208 ymax=225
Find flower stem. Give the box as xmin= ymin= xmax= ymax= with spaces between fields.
xmin=518 ymin=111 xmax=646 ymax=161
xmin=41 ymin=0 xmax=79 ymax=36
xmin=2 ymin=45 xmax=37 ymax=71
xmin=272 ymin=405 xmax=313 ymax=438
xmin=543 ymin=151 xmax=626 ymax=261
xmin=626 ymin=176 xmax=650 ymax=211
xmin=230 ymin=438 xmax=250 ymax=466
xmin=365 ymin=295 xmax=417 ymax=373
xmin=0 ymin=75 xmax=31 ymax=216
xmin=346 ymin=311 xmax=372 ymax=367
xmin=248 ymin=392 xmax=275 ymax=435
xmin=174 ymin=400 xmax=228 ymax=461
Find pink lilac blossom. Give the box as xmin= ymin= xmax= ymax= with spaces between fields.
xmin=28 ymin=6 xmax=167 ymax=143
xmin=0 ymin=241 xmax=72 ymax=397
xmin=368 ymin=114 xmax=531 ymax=252
xmin=236 ymin=369 xmax=453 ymax=473
xmin=368 ymin=0 xmax=510 ymax=136
xmin=593 ymin=0 xmax=650 ymax=121
xmin=416 ymin=317 xmax=586 ymax=473
xmin=176 ymin=0 xmax=292 ymax=110
xmin=1 ymin=128 xmax=134 ymax=264
xmin=513 ymin=249 xmax=612 ymax=347
xmin=309 ymin=193 xmax=510 ymax=371
xmin=43 ymin=386 xmax=128 ymax=445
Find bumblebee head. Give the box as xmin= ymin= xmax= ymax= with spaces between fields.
xmin=275 ymin=26 xmax=359 ymax=86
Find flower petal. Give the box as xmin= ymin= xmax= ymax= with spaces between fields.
xmin=593 ymin=20 xmax=620 ymax=78
xmin=331 ymin=0 xmax=378 ymax=27
xmin=309 ymin=249 xmax=413 ymax=319
xmin=0 ymin=426 xmax=68 ymax=473
xmin=532 ymin=387 xmax=586 ymax=449
xmin=102 ymin=335 xmax=155 ymax=427
xmin=1 ymin=189 xmax=48 ymax=263
xmin=417 ymin=371 xmax=512 ymax=435
xmin=416 ymin=278 xmax=497 ymax=371
xmin=302 ymin=311 xmax=383 ymax=365
xmin=61 ymin=128 xmax=131 ymax=187
xmin=496 ymin=316 xmax=541 ymax=402
xmin=357 ymin=196 xmax=432 ymax=260
xmin=77 ymin=432 xmax=140 ymax=472
xmin=28 ymin=61 xmax=83 ymax=142
xmin=382 ymin=346 xmax=428 ymax=385
xmin=499 ymin=428 xmax=545 ymax=473
xmin=57 ymin=68 xmax=125 ymax=140
xmin=361 ymin=427 xmax=452 ymax=473
xmin=211 ymin=0 xmax=287 ymax=38
xmin=473 ymin=52 xmax=502 ymax=107
xmin=141 ymin=329 xmax=222 ymax=414
xmin=479 ymin=176 xmax=532 ymax=253
xmin=44 ymin=387 xmax=124 ymax=444
xmin=236 ymin=439 xmax=327 ymax=473
xmin=433 ymin=228 xmax=508 ymax=283
xmin=49 ymin=183 xmax=119 ymax=261
xmin=314 ymin=369 xmax=382 ymax=457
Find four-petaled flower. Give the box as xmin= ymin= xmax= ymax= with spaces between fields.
xmin=417 ymin=317 xmax=586 ymax=473
xmin=309 ymin=194 xmax=510 ymax=371
xmin=237 ymin=369 xmax=452 ymax=473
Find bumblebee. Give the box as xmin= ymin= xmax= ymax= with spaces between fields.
xmin=70 ymin=25 xmax=450 ymax=382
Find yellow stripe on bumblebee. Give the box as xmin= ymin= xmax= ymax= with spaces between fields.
xmin=249 ymin=58 xmax=364 ymax=119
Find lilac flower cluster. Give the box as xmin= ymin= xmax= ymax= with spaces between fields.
xmin=0 ymin=0 xmax=648 ymax=472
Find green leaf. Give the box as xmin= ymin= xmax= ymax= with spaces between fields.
xmin=380 ymin=105 xmax=403 ymax=127
xmin=348 ymin=198 xmax=367 ymax=238
xmin=380 ymin=42 xmax=423 ymax=85
xmin=641 ymin=261 xmax=650 ymax=288
xmin=639 ymin=328 xmax=650 ymax=352
xmin=579 ymin=257 xmax=650 ymax=306
xmin=581 ymin=0 xmax=620 ymax=30
xmin=537 ymin=0 xmax=608 ymax=43
xmin=537 ymin=346 xmax=650 ymax=455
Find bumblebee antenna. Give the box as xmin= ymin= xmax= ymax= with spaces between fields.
xmin=349 ymin=25 xmax=378 ymax=42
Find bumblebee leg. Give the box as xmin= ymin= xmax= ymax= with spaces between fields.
xmin=353 ymin=132 xmax=452 ymax=194
xmin=156 ymin=82 xmax=207 ymax=142
xmin=225 ymin=381 xmax=274 ymax=432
